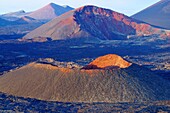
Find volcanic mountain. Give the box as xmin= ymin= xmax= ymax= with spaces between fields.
xmin=22 ymin=5 xmax=170 ymax=42
xmin=0 ymin=54 xmax=169 ymax=103
xmin=26 ymin=3 xmax=74 ymax=20
xmin=132 ymin=0 xmax=170 ymax=29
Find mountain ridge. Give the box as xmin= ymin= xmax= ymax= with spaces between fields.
xmin=132 ymin=0 xmax=170 ymax=29
xmin=0 ymin=3 xmax=74 ymax=35
xmin=26 ymin=3 xmax=74 ymax=20
xmin=22 ymin=5 xmax=170 ymax=42
xmin=0 ymin=3 xmax=74 ymax=21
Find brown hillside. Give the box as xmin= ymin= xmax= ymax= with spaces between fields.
xmin=0 ymin=55 xmax=170 ymax=103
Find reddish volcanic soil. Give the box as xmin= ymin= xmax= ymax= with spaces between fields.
xmin=83 ymin=54 xmax=132 ymax=69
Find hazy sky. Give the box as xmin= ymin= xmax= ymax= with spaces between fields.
xmin=0 ymin=0 xmax=160 ymax=16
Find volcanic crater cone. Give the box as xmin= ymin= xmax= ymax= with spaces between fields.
xmin=0 ymin=54 xmax=170 ymax=103
xmin=82 ymin=54 xmax=132 ymax=69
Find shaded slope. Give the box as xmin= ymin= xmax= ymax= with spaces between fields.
xmin=19 ymin=16 xmax=36 ymax=22
xmin=0 ymin=16 xmax=45 ymax=36
xmin=26 ymin=3 xmax=74 ymax=20
xmin=14 ymin=16 xmax=40 ymax=24
xmin=0 ymin=55 xmax=170 ymax=103
xmin=0 ymin=16 xmax=40 ymax=26
xmin=132 ymin=0 xmax=170 ymax=29
xmin=0 ymin=18 xmax=13 ymax=26
xmin=22 ymin=5 xmax=170 ymax=42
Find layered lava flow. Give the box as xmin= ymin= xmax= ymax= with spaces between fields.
xmin=0 ymin=54 xmax=170 ymax=102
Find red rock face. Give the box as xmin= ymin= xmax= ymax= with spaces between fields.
xmin=74 ymin=6 xmax=135 ymax=40
xmin=74 ymin=6 xmax=166 ymax=40
xmin=82 ymin=54 xmax=132 ymax=69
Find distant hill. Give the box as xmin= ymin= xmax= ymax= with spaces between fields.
xmin=0 ymin=16 xmax=38 ymax=26
xmin=26 ymin=3 xmax=74 ymax=20
xmin=1 ymin=10 xmax=27 ymax=17
xmin=0 ymin=3 xmax=73 ymax=21
xmin=0 ymin=54 xmax=169 ymax=103
xmin=22 ymin=5 xmax=170 ymax=42
xmin=0 ymin=10 xmax=30 ymax=21
xmin=0 ymin=16 xmax=45 ymax=36
xmin=132 ymin=0 xmax=170 ymax=29
xmin=0 ymin=3 xmax=74 ymax=36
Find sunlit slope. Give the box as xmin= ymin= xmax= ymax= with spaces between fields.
xmin=0 ymin=54 xmax=170 ymax=102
